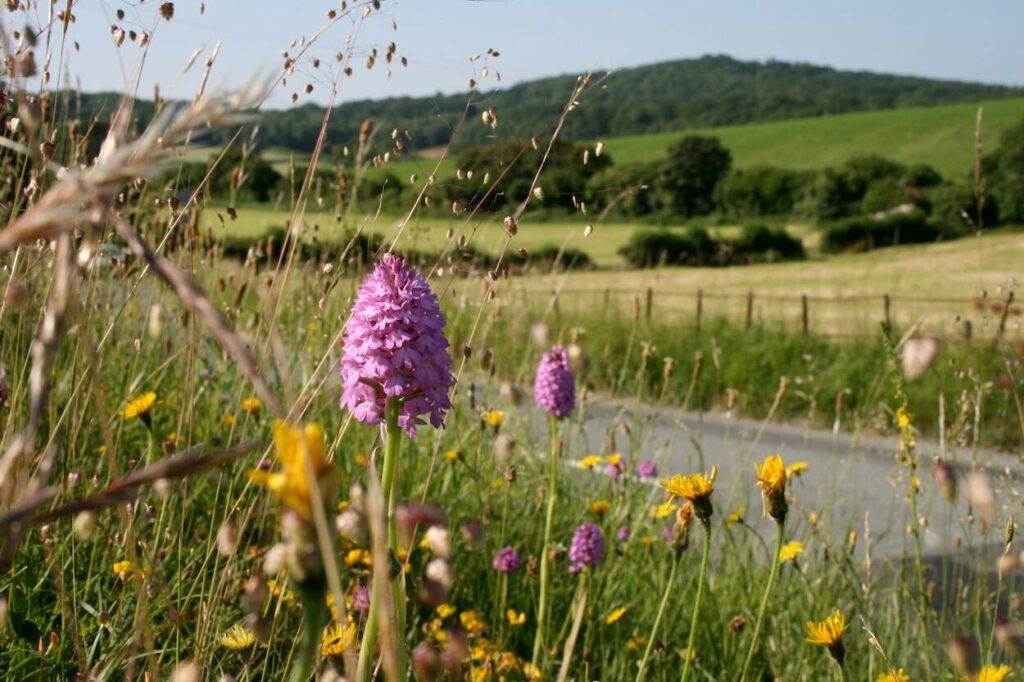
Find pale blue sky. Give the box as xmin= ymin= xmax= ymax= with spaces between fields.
xmin=43 ymin=0 xmax=1024 ymax=108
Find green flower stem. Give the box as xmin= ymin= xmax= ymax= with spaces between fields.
xmin=739 ymin=518 xmax=784 ymax=682
xmin=635 ymin=552 xmax=682 ymax=682
xmin=532 ymin=414 xmax=560 ymax=668
xmin=681 ymin=519 xmax=712 ymax=682
xmin=356 ymin=400 xmax=405 ymax=682
xmin=289 ymin=586 xmax=327 ymax=682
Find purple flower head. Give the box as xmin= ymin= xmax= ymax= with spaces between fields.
xmin=534 ymin=345 xmax=575 ymax=419
xmin=635 ymin=459 xmax=658 ymax=479
xmin=568 ymin=523 xmax=605 ymax=573
xmin=353 ymin=585 xmax=371 ymax=615
xmin=0 ymin=367 xmax=8 ymax=406
xmin=341 ymin=254 xmax=454 ymax=435
xmin=616 ymin=526 xmax=630 ymax=542
xmin=605 ymin=459 xmax=626 ymax=481
xmin=491 ymin=545 xmax=521 ymax=574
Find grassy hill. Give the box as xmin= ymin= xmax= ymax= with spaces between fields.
xmin=603 ymin=96 xmax=1024 ymax=178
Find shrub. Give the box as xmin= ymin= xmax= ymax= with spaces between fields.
xmin=860 ymin=179 xmax=909 ymax=214
xmin=714 ymin=166 xmax=812 ymax=216
xmin=619 ymin=225 xmax=805 ymax=268
xmin=928 ymin=181 xmax=998 ymax=232
xmin=732 ymin=224 xmax=806 ymax=262
xmin=820 ymin=210 xmax=945 ymax=253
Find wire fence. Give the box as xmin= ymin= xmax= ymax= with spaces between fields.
xmin=519 ymin=285 xmax=1023 ymax=343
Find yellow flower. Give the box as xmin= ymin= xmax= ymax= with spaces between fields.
xmin=248 ymin=420 xmax=334 ymax=520
xmin=786 ymin=461 xmax=809 ymax=477
xmin=651 ymin=500 xmax=677 ymax=519
xmin=490 ymin=478 xmax=504 ymax=490
xmin=725 ymin=507 xmax=745 ymax=528
xmin=588 ymin=500 xmax=611 ymax=516
xmin=578 ymin=455 xmax=604 ymax=469
xmin=660 ymin=467 xmax=717 ymax=520
xmin=523 ymin=663 xmax=542 ymax=681
xmin=876 ymin=669 xmax=910 ymax=682
xmin=977 ymin=665 xmax=1014 ymax=682
xmin=605 ymin=453 xmax=623 ymax=466
xmin=805 ymin=609 xmax=847 ymax=647
xmin=660 ymin=467 xmax=717 ymax=503
xmin=121 ymin=392 xmax=156 ymax=420
xmin=444 ymin=450 xmax=459 ymax=462
xmin=112 ymin=561 xmax=133 ymax=579
xmin=604 ymin=607 xmax=627 ymax=625
xmin=780 ymin=541 xmax=804 ymax=562
xmin=320 ymin=621 xmax=357 ymax=657
xmin=896 ymin=406 xmax=913 ymax=430
xmin=224 ymin=414 xmax=236 ymax=427
xmin=218 ymin=623 xmax=256 ymax=651
xmin=506 ymin=609 xmax=526 ymax=626
xmin=344 ymin=549 xmax=371 ymax=567
xmin=482 ymin=410 xmax=505 ymax=429
xmin=625 ymin=637 xmax=647 ymax=651
xmin=437 ymin=603 xmax=456 ymax=619
xmin=241 ymin=397 xmax=262 ymax=414
xmin=355 ymin=452 xmax=369 ymax=467
xmin=460 ymin=610 xmax=486 ymax=636
xmin=754 ymin=455 xmax=787 ymax=496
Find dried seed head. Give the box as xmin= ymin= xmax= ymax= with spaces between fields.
xmin=159 ymin=3 xmax=175 ymax=20
xmin=503 ymin=216 xmax=517 ymax=236
xmin=72 ymin=511 xmax=97 ymax=541
xmin=216 ymin=520 xmax=239 ymax=556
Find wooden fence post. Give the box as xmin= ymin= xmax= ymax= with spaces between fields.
xmin=696 ymin=289 xmax=704 ymax=333
xmin=997 ymin=291 xmax=1015 ymax=339
xmin=645 ymin=287 xmax=653 ymax=323
xmin=963 ymin=319 xmax=973 ymax=341
xmin=883 ymin=293 xmax=892 ymax=335
xmin=745 ymin=291 xmax=754 ymax=330
xmin=801 ymin=294 xmax=809 ymax=335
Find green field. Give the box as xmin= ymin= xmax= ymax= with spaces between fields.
xmin=603 ymin=97 xmax=1024 ymax=177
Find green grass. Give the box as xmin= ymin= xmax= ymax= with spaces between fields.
xmin=602 ymin=97 xmax=1024 ymax=177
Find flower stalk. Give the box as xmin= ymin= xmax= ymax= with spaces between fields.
xmin=532 ymin=414 xmax=561 ymax=668
xmin=739 ymin=518 xmax=784 ymax=681
xmin=681 ymin=519 xmax=712 ymax=682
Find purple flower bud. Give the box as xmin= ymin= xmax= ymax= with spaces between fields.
xmin=568 ymin=523 xmax=605 ymax=573
xmin=340 ymin=254 xmax=454 ymax=435
xmin=534 ymin=345 xmax=575 ymax=418
xmin=492 ymin=545 xmax=521 ymax=574
xmin=635 ymin=459 xmax=658 ymax=479
xmin=616 ymin=526 xmax=630 ymax=542
xmin=0 ymin=367 xmax=7 ymax=407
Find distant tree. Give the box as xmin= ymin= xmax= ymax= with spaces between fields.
xmin=985 ymin=117 xmax=1024 ymax=223
xmin=658 ymin=135 xmax=731 ymax=217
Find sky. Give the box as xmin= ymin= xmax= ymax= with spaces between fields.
xmin=28 ymin=0 xmax=1024 ymax=109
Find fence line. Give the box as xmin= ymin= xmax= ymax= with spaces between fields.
xmin=524 ymin=285 xmax=1023 ymax=344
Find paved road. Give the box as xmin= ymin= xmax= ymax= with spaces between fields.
xmin=561 ymin=399 xmax=1023 ymax=560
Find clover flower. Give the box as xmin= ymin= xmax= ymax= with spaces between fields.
xmin=340 ymin=253 xmax=453 ymax=435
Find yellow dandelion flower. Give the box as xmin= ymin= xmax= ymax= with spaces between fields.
xmin=876 ymin=669 xmax=910 ymax=682
xmin=444 ymin=449 xmax=459 ymax=462
xmin=578 ymin=455 xmax=605 ymax=469
xmin=977 ymin=665 xmax=1013 ymax=682
xmin=224 ymin=414 xmax=236 ymax=427
xmin=605 ymin=453 xmax=623 ymax=466
xmin=780 ymin=541 xmax=804 ymax=562
xmin=320 ymin=621 xmax=357 ymax=657
xmin=588 ymin=499 xmax=611 ymax=516
xmin=725 ymin=507 xmax=745 ymax=528
xmin=604 ymin=607 xmax=627 ymax=625
xmin=241 ymin=398 xmax=262 ymax=414
xmin=218 ymin=623 xmax=256 ymax=651
xmin=482 ymin=410 xmax=505 ymax=429
xmin=786 ymin=461 xmax=809 ymax=477
xmin=754 ymin=454 xmax=787 ymax=496
xmin=248 ymin=420 xmax=334 ymax=520
xmin=660 ymin=467 xmax=717 ymax=502
xmin=805 ymin=609 xmax=847 ymax=646
xmin=651 ymin=500 xmax=677 ymax=519
xmin=121 ymin=392 xmax=156 ymax=420
xmin=436 ymin=603 xmax=456 ymax=619
xmin=506 ymin=609 xmax=526 ymax=626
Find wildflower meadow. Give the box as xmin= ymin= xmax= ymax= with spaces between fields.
xmin=1 ymin=2 xmax=1023 ymax=682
